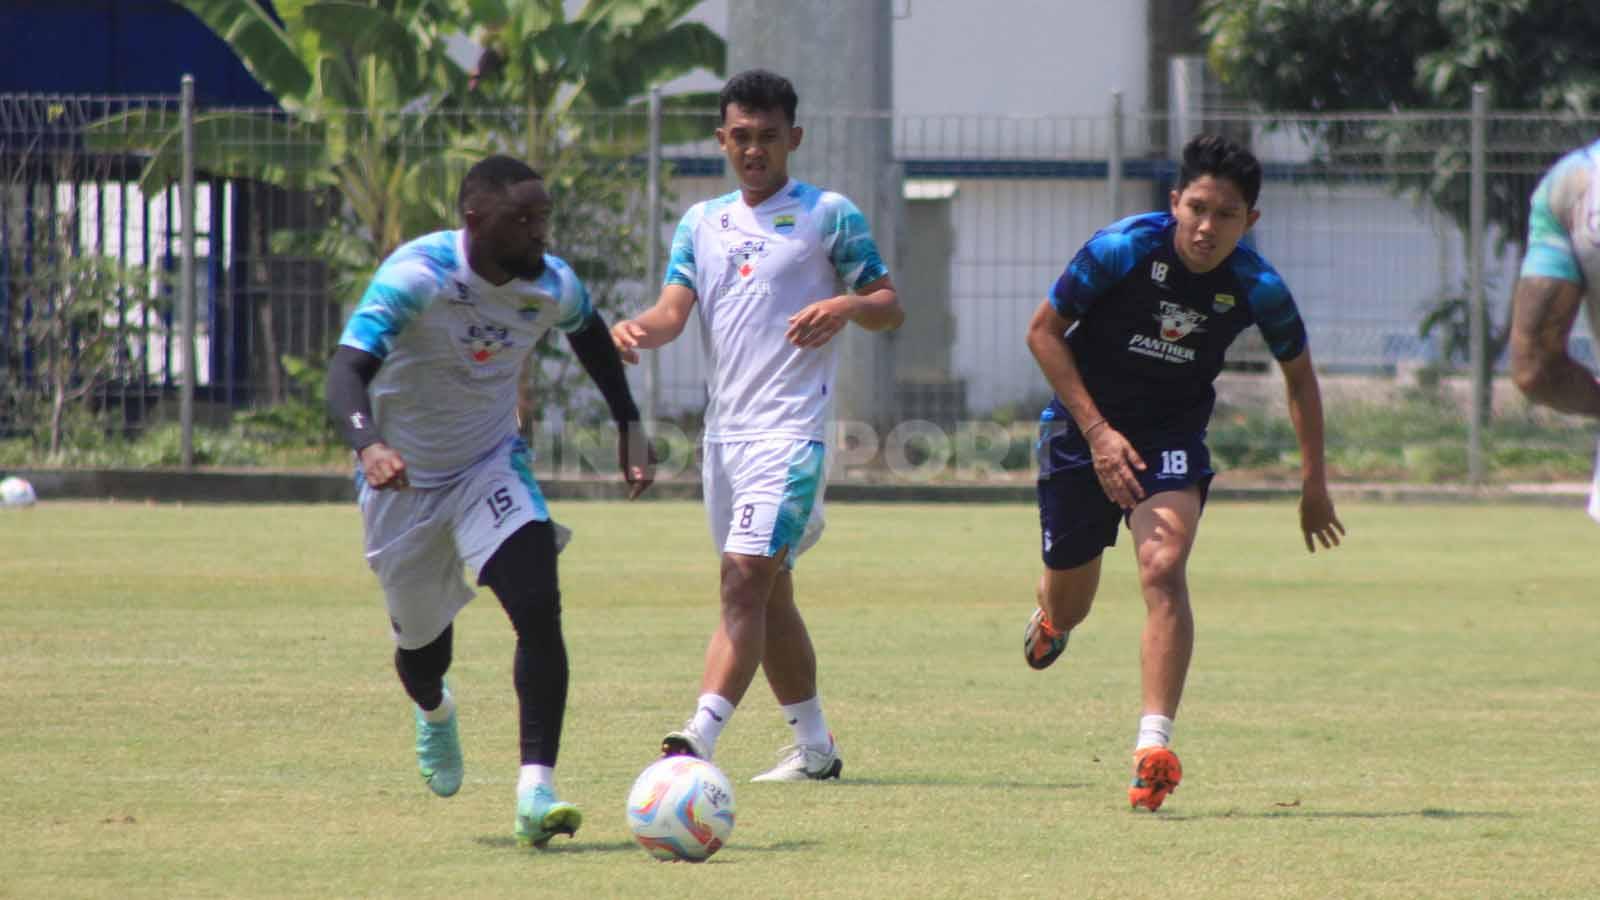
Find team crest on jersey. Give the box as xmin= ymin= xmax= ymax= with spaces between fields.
xmin=773 ymin=214 xmax=796 ymax=235
xmin=729 ymin=239 xmax=769 ymax=278
xmin=1155 ymin=301 xmax=1206 ymax=341
xmin=1212 ymin=293 xmax=1236 ymax=313
xmin=450 ymin=280 xmax=473 ymax=305
xmin=461 ymin=323 xmax=513 ymax=363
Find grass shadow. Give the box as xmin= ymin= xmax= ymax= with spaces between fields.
xmin=470 ymin=836 xmax=822 ymax=856
xmin=1156 ymin=807 xmax=1516 ymax=822
xmin=472 ymin=836 xmax=639 ymax=853
xmin=832 ymin=776 xmax=1093 ymax=791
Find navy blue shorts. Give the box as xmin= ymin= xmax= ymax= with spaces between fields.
xmin=1037 ymin=432 xmax=1213 ymax=570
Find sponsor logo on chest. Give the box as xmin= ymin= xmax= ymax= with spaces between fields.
xmin=1155 ymin=300 xmax=1206 ymax=341
xmin=461 ymin=322 xmax=514 ymax=364
xmin=729 ymin=238 xmax=770 ymax=278
xmin=1127 ymin=300 xmax=1206 ymax=364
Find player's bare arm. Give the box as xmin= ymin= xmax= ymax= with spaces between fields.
xmin=611 ymin=283 xmax=698 ymax=364
xmin=1509 ymin=276 xmax=1600 ymax=418
xmin=1278 ymin=349 xmax=1343 ymax=552
xmin=785 ymin=275 xmax=903 ymax=349
xmin=1025 ymin=300 xmax=1146 ymax=509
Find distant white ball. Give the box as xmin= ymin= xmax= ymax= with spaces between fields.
xmin=0 ymin=476 xmax=36 ymax=508
xmin=625 ymin=756 xmax=736 ymax=862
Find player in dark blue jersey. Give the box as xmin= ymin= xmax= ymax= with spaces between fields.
xmin=1022 ymin=135 xmax=1345 ymax=811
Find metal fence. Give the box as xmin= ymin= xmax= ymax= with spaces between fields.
xmin=2 ymin=89 xmax=1596 ymax=477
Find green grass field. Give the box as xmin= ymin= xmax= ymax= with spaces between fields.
xmin=3 ymin=499 xmax=1598 ymax=899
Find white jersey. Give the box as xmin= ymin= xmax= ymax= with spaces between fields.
xmin=1522 ymin=139 xmax=1600 ymax=342
xmin=338 ymin=230 xmax=591 ymax=487
xmin=1520 ymin=139 xmax=1600 ymax=522
xmin=666 ymin=179 xmax=888 ymax=443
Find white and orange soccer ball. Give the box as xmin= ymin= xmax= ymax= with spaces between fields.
xmin=0 ymin=476 xmax=36 ymax=509
xmin=625 ymin=756 xmax=735 ymax=862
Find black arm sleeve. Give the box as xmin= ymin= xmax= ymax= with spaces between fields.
xmin=326 ymin=345 xmax=384 ymax=452
xmin=565 ymin=310 xmax=641 ymax=424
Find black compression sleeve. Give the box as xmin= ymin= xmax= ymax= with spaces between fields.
xmin=326 ymin=345 xmax=383 ymax=451
xmin=564 ymin=310 xmax=641 ymax=424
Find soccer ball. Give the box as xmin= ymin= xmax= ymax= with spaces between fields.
xmin=625 ymin=756 xmax=736 ymax=862
xmin=0 ymin=476 xmax=35 ymax=509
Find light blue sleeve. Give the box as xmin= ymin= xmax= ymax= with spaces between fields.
xmin=339 ymin=247 xmax=446 ymax=359
xmin=821 ymin=194 xmax=889 ymax=290
xmin=547 ymin=256 xmax=594 ymax=334
xmin=1520 ymin=156 xmax=1583 ymax=283
xmin=664 ymin=204 xmax=703 ymax=290
xmin=1243 ymin=265 xmax=1308 ymax=361
xmin=1049 ymin=213 xmax=1169 ymax=318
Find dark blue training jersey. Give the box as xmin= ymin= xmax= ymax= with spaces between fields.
xmin=1039 ymin=212 xmax=1307 ymax=463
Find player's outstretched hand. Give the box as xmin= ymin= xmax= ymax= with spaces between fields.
xmin=619 ymin=423 xmax=657 ymax=500
xmin=1087 ymin=427 xmax=1146 ymax=510
xmin=359 ymin=442 xmax=409 ymax=490
xmin=786 ymin=298 xmax=851 ymax=349
xmin=1299 ymin=484 xmax=1344 ymax=553
xmin=611 ymin=319 xmax=647 ymax=365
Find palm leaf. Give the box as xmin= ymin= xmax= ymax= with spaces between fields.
xmin=176 ymin=0 xmax=314 ymax=103
xmin=302 ymin=2 xmax=424 ymax=95
xmin=86 ymin=111 xmax=329 ymax=193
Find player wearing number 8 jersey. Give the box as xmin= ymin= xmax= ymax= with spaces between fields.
xmin=1022 ymin=135 xmax=1345 ymax=810
xmin=612 ymin=69 xmax=903 ymax=782
xmin=325 ymin=155 xmax=655 ymax=847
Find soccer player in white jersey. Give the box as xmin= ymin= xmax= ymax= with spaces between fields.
xmin=1510 ymin=138 xmax=1600 ymax=519
xmin=325 ymin=156 xmax=655 ymax=847
xmin=611 ymin=69 xmax=904 ymax=781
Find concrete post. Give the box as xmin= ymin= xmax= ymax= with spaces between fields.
xmin=727 ymin=0 xmax=900 ymax=434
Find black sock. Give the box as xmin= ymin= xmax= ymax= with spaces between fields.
xmin=480 ymin=521 xmax=567 ymax=767
xmin=395 ymin=624 xmax=452 ymax=711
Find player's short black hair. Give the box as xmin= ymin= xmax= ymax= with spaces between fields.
xmin=457 ymin=155 xmax=542 ymax=217
xmin=719 ymin=68 xmax=799 ymax=125
xmin=1177 ymin=134 xmax=1262 ymax=209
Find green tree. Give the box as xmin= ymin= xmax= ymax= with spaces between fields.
xmin=1201 ymin=0 xmax=1600 ymax=416
xmin=461 ymin=0 xmax=724 ymax=153
xmin=1204 ymin=1 xmax=1600 ymax=113
xmin=1203 ymin=0 xmax=1600 ymax=247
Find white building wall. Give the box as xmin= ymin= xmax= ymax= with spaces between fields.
xmin=663 ymin=0 xmax=1148 ymax=120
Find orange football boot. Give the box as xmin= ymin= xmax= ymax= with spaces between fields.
xmin=1129 ymin=746 xmax=1182 ymax=811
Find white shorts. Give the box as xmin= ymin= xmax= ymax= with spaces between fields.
xmin=703 ymin=438 xmax=826 ymax=566
xmin=358 ymin=436 xmax=557 ymax=649
xmin=1589 ymin=437 xmax=1600 ymax=525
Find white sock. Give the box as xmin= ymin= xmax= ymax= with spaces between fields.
xmin=517 ymin=764 xmax=555 ymax=796
xmin=781 ymin=696 xmax=830 ymax=749
xmin=1135 ymin=713 xmax=1174 ymax=751
xmin=420 ymin=688 xmax=455 ymax=724
xmin=691 ymin=693 xmax=735 ymax=754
